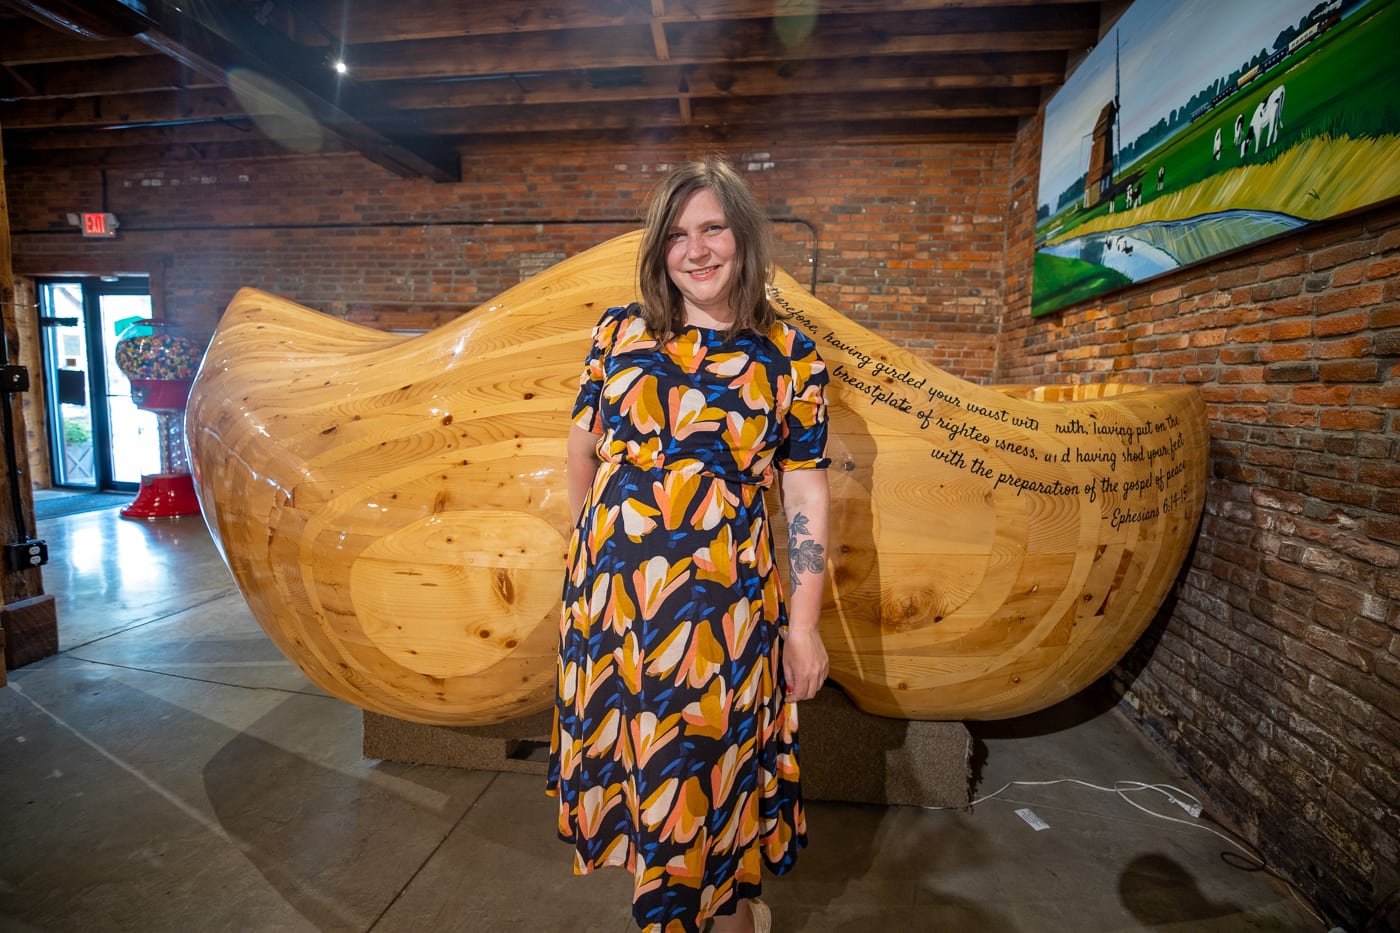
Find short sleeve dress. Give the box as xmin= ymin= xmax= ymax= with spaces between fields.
xmin=547 ymin=303 xmax=830 ymax=933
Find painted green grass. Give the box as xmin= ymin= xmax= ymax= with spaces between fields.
xmin=1031 ymin=253 xmax=1133 ymax=318
xmin=1032 ymin=0 xmax=1400 ymax=316
xmin=1039 ymin=0 xmax=1400 ymax=241
xmin=1068 ymin=133 xmax=1400 ymax=239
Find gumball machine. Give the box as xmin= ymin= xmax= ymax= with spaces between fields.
xmin=112 ymin=319 xmax=204 ymax=519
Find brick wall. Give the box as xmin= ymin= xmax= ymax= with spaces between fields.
xmin=8 ymin=140 xmax=1011 ymax=379
xmin=1002 ymin=109 xmax=1400 ymax=930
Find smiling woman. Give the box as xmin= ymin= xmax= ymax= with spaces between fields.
xmin=662 ymin=189 xmax=738 ymax=325
xmin=637 ymin=160 xmax=778 ymax=344
xmin=549 ymin=159 xmax=828 ymax=933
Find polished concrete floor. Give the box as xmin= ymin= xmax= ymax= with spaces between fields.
xmin=0 ymin=500 xmax=1323 ymax=932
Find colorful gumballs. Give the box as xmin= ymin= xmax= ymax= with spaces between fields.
xmin=114 ymin=321 xmax=202 ymax=382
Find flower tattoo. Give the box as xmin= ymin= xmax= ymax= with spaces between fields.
xmin=787 ymin=512 xmax=826 ymax=591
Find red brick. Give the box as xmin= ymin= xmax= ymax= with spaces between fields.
xmin=1268 ymin=406 xmax=1318 ymax=427
xmin=1232 ymin=323 xmax=1271 ymax=342
xmin=1318 ymin=360 xmax=1379 ymax=383
xmin=1372 ymin=515 xmax=1400 ymax=546
xmin=1289 ymin=385 xmax=1351 ymax=405
xmin=1218 ymin=365 xmax=1266 ymax=384
xmin=1311 ymin=239 xmax=1378 ymax=270
xmin=1364 ymin=255 xmax=1400 ymax=281
xmin=1358 ymin=459 xmax=1400 ymax=487
xmin=1260 ymin=255 xmax=1308 ymax=279
xmin=1352 ymin=385 xmax=1400 ymax=408
xmin=1330 ymin=262 xmax=1368 ymax=287
xmin=1260 ymin=343 xmax=1311 ymax=362
xmin=1321 ymin=409 xmax=1388 ymax=431
xmin=1314 ymin=310 xmax=1371 ymax=336
xmin=1218 ymin=347 xmax=1257 ymax=364
xmin=1299 ymin=474 xmax=1376 ymax=509
xmin=1218 ymin=266 xmax=1261 ymax=288
xmin=1260 ymin=296 xmax=1313 ymax=319
xmin=1265 ymin=361 xmax=1318 ymax=382
xmin=1190 ymin=327 xmax=1228 ymax=347
xmin=1315 ymin=335 xmax=1373 ymax=359
xmin=1314 ymin=283 xmax=1386 ymax=314
xmin=1268 ymin=320 xmax=1312 ymax=340
xmin=1239 ymin=385 xmax=1282 ymax=403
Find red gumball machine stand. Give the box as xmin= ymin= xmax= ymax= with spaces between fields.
xmin=113 ymin=320 xmax=204 ymax=521
xmin=120 ymin=379 xmax=201 ymax=520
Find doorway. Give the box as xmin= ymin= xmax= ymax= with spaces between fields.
xmin=37 ymin=278 xmax=160 ymax=490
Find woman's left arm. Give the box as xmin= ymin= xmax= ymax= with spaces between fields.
xmin=779 ymin=467 xmax=830 ymax=701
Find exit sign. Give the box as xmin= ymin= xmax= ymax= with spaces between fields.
xmin=82 ymin=212 xmax=118 ymax=237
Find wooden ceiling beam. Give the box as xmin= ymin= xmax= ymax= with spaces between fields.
xmin=439 ymin=115 xmax=1021 ymax=151
xmin=345 ymin=26 xmax=660 ymax=81
xmin=687 ymin=88 xmax=1042 ymax=126
xmin=0 ymin=136 xmax=353 ymax=169
xmin=2 ymin=77 xmax=1046 ymax=135
xmin=3 ymin=115 xmax=1017 ymax=169
xmin=0 ymin=18 xmax=148 ymax=65
xmin=650 ymin=0 xmax=671 ymax=60
xmin=0 ymin=56 xmax=214 ymax=100
xmin=0 ymin=0 xmax=1103 ymax=161
xmin=380 ymin=67 xmax=689 ymax=111
xmin=0 ymin=64 xmax=40 ymax=99
xmin=293 ymin=0 xmax=1098 ymax=43
xmin=4 ymin=0 xmax=459 ymax=180
xmin=342 ymin=13 xmax=1092 ymax=83
xmin=5 ymin=119 xmax=273 ymax=150
xmin=386 ymin=87 xmax=1037 ymax=136
xmin=664 ymin=7 xmax=1099 ymax=61
xmin=400 ymin=100 xmax=687 ymax=136
xmin=375 ymin=52 xmax=1066 ymax=112
xmin=0 ymin=87 xmax=246 ymax=129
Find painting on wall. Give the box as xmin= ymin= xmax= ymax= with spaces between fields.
xmin=1032 ymin=0 xmax=1400 ymax=317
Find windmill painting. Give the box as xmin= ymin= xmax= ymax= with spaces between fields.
xmin=1032 ymin=0 xmax=1400 ymax=317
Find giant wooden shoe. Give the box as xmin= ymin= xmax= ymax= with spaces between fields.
xmin=187 ymin=231 xmax=1207 ymax=726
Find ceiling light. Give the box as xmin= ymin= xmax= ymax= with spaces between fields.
xmin=333 ymin=60 xmax=348 ymax=74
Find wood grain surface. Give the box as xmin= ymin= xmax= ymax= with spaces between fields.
xmin=187 ymin=231 xmax=1208 ymax=725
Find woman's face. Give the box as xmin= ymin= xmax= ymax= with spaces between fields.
xmin=665 ymin=188 xmax=739 ymax=321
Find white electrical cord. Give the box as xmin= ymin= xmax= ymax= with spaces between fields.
xmin=925 ymin=778 xmax=1330 ymax=929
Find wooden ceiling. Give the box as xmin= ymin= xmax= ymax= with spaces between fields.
xmin=0 ymin=0 xmax=1115 ymax=181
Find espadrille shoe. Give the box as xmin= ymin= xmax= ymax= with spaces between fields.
xmin=749 ymin=898 xmax=772 ymax=933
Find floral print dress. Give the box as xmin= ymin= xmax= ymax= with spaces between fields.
xmin=547 ymin=303 xmax=830 ymax=933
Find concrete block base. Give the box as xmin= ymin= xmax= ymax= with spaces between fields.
xmin=365 ymin=687 xmax=970 ymax=808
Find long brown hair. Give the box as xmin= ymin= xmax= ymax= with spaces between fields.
xmin=637 ymin=158 xmax=776 ymax=340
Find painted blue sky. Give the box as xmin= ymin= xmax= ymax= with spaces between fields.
xmin=1036 ymin=0 xmax=1325 ymax=212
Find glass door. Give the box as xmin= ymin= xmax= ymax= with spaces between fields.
xmin=38 ymin=279 xmax=158 ymax=490
xmin=98 ymin=291 xmax=160 ymax=485
xmin=39 ymin=283 xmax=94 ymax=488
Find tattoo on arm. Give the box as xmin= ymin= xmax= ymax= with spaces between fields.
xmin=787 ymin=512 xmax=826 ymax=592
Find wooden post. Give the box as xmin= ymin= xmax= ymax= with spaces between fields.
xmin=0 ymin=121 xmax=58 ymax=678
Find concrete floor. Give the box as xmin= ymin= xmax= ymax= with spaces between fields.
xmin=0 ymin=501 xmax=1323 ymax=932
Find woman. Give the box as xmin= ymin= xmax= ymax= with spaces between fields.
xmin=547 ymin=158 xmax=831 ymax=933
